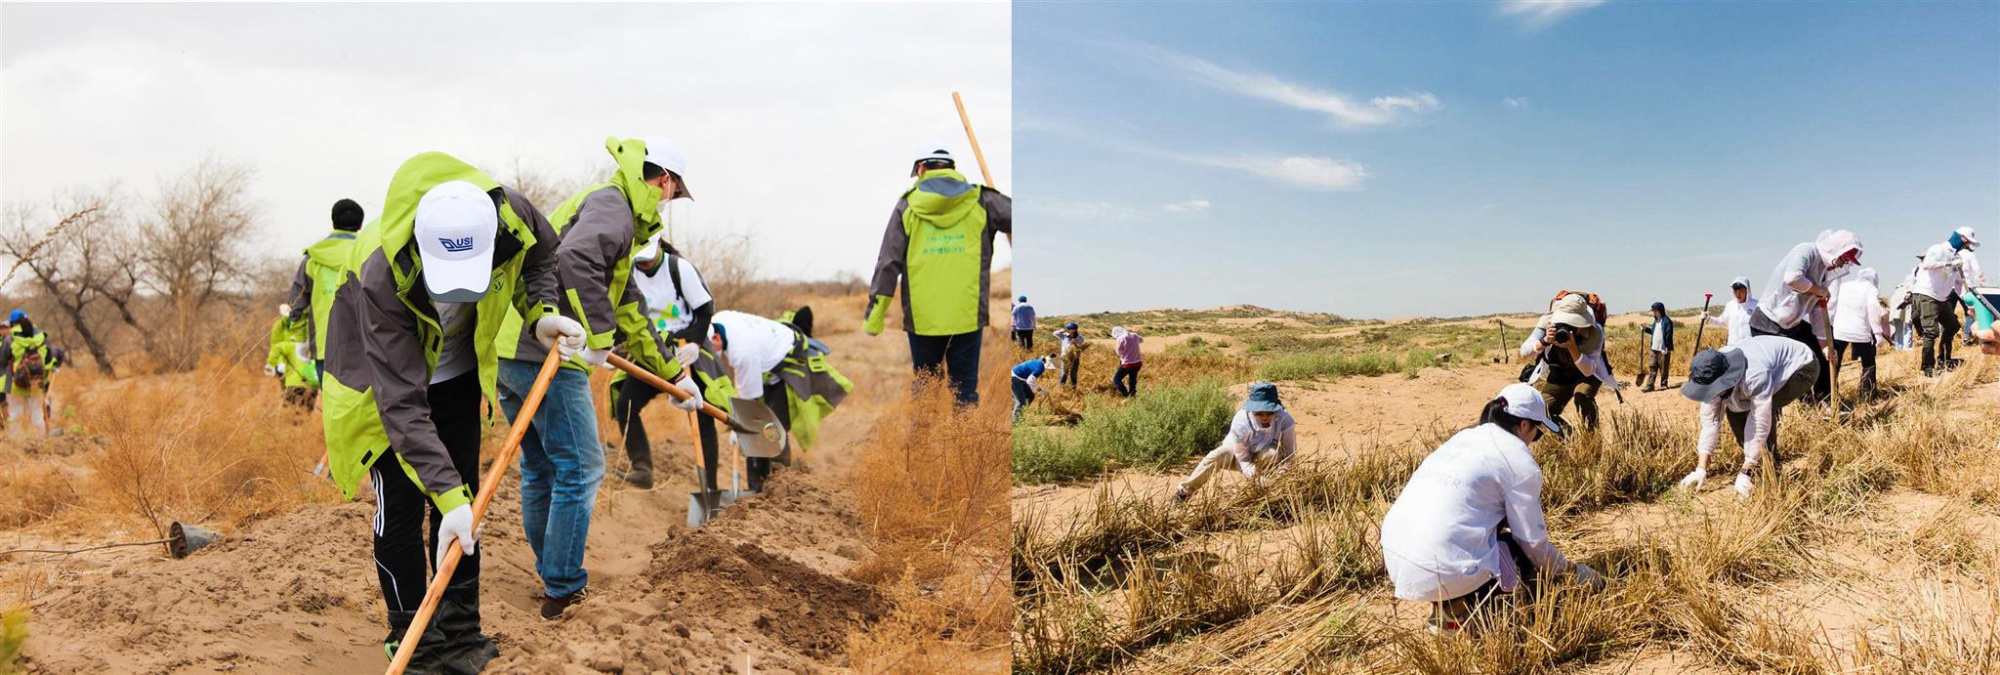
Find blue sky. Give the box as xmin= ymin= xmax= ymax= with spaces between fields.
xmin=1014 ymin=1 xmax=1999 ymax=319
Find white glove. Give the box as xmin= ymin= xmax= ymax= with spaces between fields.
xmin=263 ymin=365 xmax=278 ymax=378
xmin=674 ymin=342 xmax=701 ymax=368
xmin=671 ymin=374 xmax=703 ymax=411
xmin=1574 ymin=563 xmax=1606 ymax=592
xmin=435 ymin=504 xmax=477 ymax=570
xmin=1677 ymin=468 xmax=1707 ymax=491
xmin=579 ymin=347 xmax=611 ymax=368
xmin=535 ymin=316 xmax=587 ymax=359
xmin=275 ymin=363 xmax=286 ymax=376
xmin=295 ymin=343 xmax=312 ymax=362
xmin=1734 ymin=473 xmax=1754 ymax=499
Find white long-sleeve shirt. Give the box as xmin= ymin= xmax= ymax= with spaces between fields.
xmin=710 ymin=310 xmax=796 ymax=400
xmin=1696 ymin=336 xmax=1818 ymax=468
xmin=1759 ymin=242 xmax=1832 ymax=331
xmin=1704 ymin=297 xmax=1759 ymax=346
xmin=1829 ymin=272 xmax=1887 ymax=344
xmin=1380 ymin=423 xmax=1571 ymax=602
xmin=1518 ymin=326 xmax=1620 ymax=392
xmin=1222 ymin=409 xmax=1298 ymax=480
xmin=1914 ymin=242 xmax=1968 ymax=301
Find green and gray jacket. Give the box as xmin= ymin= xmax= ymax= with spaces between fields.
xmin=869 ymin=168 xmax=1012 ymax=336
xmin=287 ymin=229 xmax=360 ymax=361
xmin=498 ymin=137 xmax=677 ymax=381
xmin=266 ymin=316 xmax=318 ymax=389
xmin=319 ymin=152 xmax=562 ymax=514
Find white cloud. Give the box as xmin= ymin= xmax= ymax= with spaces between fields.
xmin=1503 ymin=97 xmax=1530 ymax=108
xmin=1032 ymin=200 xmax=1146 ymax=223
xmin=1162 ymin=199 xmax=1212 ymax=214
xmin=1499 ymin=0 xmax=1608 ymax=29
xmin=1140 ymin=45 xmax=1439 ymax=129
xmin=0 ymin=4 xmax=1010 ymax=278
xmin=1178 ymin=155 xmax=1369 ymax=191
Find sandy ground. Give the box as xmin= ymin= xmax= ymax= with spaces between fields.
xmin=10 ymin=295 xmax=945 ymax=674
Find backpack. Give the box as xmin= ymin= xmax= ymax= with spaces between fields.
xmin=12 ymin=349 xmax=46 ymax=390
xmin=1552 ymin=290 xmax=1609 ymax=326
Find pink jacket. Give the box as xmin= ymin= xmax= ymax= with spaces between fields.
xmin=1116 ymin=333 xmax=1143 ymax=366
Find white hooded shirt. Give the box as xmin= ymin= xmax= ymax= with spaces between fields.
xmin=709 ymin=310 xmax=796 ymax=400
xmin=1380 ymin=423 xmax=1570 ymax=602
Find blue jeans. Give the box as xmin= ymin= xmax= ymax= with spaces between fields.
xmin=496 ymin=360 xmax=603 ymax=598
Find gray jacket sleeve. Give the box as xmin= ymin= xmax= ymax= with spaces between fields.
xmin=868 ymin=199 xmax=911 ymax=301
xmin=357 ymin=255 xmax=463 ymax=496
xmin=506 ymin=187 xmax=563 ymax=315
xmin=982 ymin=188 xmax=1012 ymax=234
xmin=286 ymin=256 xmax=312 ymax=323
xmin=558 ymin=187 xmax=633 ymax=349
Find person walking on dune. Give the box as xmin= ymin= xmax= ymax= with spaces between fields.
xmin=865 ymin=143 xmax=1013 ymax=406
xmin=1173 ymin=382 xmax=1296 ymax=503
xmin=499 ymin=137 xmax=700 ymax=620
xmin=1829 ymin=267 xmax=1888 ymax=401
xmin=1111 ymin=326 xmax=1143 ymax=398
xmin=285 ymin=198 xmax=364 ymax=381
xmin=1637 ymin=302 xmax=1674 ymax=392
xmin=1913 ymin=227 xmax=1975 ymax=376
xmin=1752 ymin=230 xmax=1860 ymax=402
xmin=1519 ymin=293 xmax=1618 ymax=433
xmin=1703 ymin=277 xmax=1759 ymax=347
xmin=320 ymin=152 xmax=577 ymax=671
xmin=1011 ymin=355 xmax=1054 ymax=422
xmin=1379 ymin=383 xmax=1603 ymax=634
xmin=1053 ymin=322 xmax=1085 ymax=389
xmin=1675 ymin=335 xmax=1821 ymax=499
xmin=1012 ymin=295 xmax=1037 ymax=350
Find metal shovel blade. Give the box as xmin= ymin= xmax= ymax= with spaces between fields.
xmin=727 ymin=397 xmax=787 ymax=458
xmin=169 ymin=521 xmax=222 ymax=559
xmin=686 ymin=489 xmax=750 ymax=527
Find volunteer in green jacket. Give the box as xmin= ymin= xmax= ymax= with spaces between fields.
xmin=320 ymin=152 xmax=577 ymax=672
xmin=497 ymin=137 xmax=700 ymax=620
xmin=286 ymin=198 xmax=364 ymax=380
xmin=866 ymin=144 xmax=1012 ymax=406
xmin=264 ymin=304 xmax=319 ymax=410
xmin=3 ymin=311 xmax=51 ymax=438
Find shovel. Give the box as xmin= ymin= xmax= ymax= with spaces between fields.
xmin=603 ymin=354 xmax=785 ymax=527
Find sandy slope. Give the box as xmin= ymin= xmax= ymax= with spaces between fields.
xmin=16 ymin=296 xmax=919 ymax=674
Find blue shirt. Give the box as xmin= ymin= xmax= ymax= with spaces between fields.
xmin=1012 ymin=359 xmax=1047 ymax=380
xmin=1012 ymin=303 xmax=1036 ymax=330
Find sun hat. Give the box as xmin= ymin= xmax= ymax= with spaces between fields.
xmin=1681 ymin=349 xmax=1747 ymax=402
xmin=1243 ymin=382 xmax=1283 ymax=412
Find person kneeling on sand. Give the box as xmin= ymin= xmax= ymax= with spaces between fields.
xmin=1379 ymin=384 xmax=1603 ymax=634
xmin=1173 ymin=382 xmax=1296 ymax=504
xmin=1676 ymin=335 xmax=1821 ymax=499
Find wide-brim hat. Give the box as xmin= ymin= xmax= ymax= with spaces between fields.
xmin=1681 ymin=349 xmax=1747 ymax=402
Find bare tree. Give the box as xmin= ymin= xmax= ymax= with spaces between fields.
xmin=135 ymin=158 xmax=263 ymax=371
xmin=496 ymin=158 xmax=596 ymax=215
xmin=679 ymin=228 xmax=772 ymax=315
xmin=0 ymin=189 xmax=131 ymax=375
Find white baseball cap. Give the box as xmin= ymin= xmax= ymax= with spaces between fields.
xmin=633 ymin=234 xmax=662 ymax=265
xmin=1956 ymin=226 xmax=1979 ymax=249
xmin=413 ymin=180 xmax=497 ymax=303
xmin=913 ymin=141 xmax=953 ymax=168
xmin=1498 ymin=383 xmax=1564 ymax=436
xmin=643 ymin=137 xmax=691 ymax=200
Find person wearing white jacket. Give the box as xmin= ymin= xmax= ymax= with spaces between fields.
xmin=1380 ymin=383 xmax=1602 ymax=633
xmin=1912 ymin=227 xmax=1977 ymax=376
xmin=1751 ymin=230 xmax=1861 ymax=405
xmin=1828 ymin=267 xmax=1889 ymax=400
xmin=709 ymin=310 xmax=806 ymax=491
xmin=1702 ymin=277 xmax=1759 ymax=346
xmin=1676 ymin=336 xmax=1821 ymax=499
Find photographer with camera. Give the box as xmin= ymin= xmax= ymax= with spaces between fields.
xmin=1518 ymin=293 xmax=1619 ymax=433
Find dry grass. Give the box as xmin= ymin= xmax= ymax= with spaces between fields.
xmin=1013 ymin=345 xmax=2000 ymax=673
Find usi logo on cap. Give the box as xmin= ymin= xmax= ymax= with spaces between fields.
xmin=439 ymin=236 xmax=476 ymax=252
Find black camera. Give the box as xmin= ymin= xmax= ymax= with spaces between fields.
xmin=1551 ymin=325 xmax=1575 ymax=343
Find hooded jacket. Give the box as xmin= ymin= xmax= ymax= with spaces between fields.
xmin=319 ymin=152 xmax=562 ymax=514
xmin=5 ymin=329 xmax=49 ymax=396
xmin=1830 ymin=268 xmax=1888 ymax=344
xmin=287 ymin=229 xmax=360 ymax=361
xmin=869 ymin=168 xmax=1012 ymax=336
xmin=1758 ymin=230 xmax=1859 ymax=333
xmin=266 ymin=316 xmax=319 ymax=389
xmin=499 ymin=138 xmax=678 ymax=381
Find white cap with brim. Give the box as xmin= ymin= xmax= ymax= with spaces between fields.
xmin=643 ymin=137 xmax=691 ymax=200
xmin=1498 ymin=383 xmax=1564 ymax=436
xmin=914 ymin=141 xmax=953 ymax=168
xmin=633 ymin=234 xmax=663 ymax=265
xmin=1957 ymin=226 xmax=1980 ymax=249
xmin=414 ymin=180 xmax=498 ymax=303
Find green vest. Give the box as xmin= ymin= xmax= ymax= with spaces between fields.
xmin=266 ymin=317 xmax=318 ymax=389
xmin=303 ymin=230 xmax=358 ymax=361
xmin=901 ymin=169 xmax=988 ymax=336
xmin=318 ymin=152 xmax=555 ymax=508
xmin=8 ymin=331 xmax=48 ymax=395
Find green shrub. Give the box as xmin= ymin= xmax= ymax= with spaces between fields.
xmin=1257 ymin=352 xmax=1400 ymax=382
xmin=1012 ymin=427 xmax=1106 ymax=484
xmin=1080 ymin=380 xmax=1234 ymax=470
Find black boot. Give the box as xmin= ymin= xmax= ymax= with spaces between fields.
xmin=746 ymin=457 xmax=770 ymax=494
xmin=621 ymin=444 xmax=654 ymax=490
xmin=384 ymin=610 xmax=451 ymax=675
xmin=431 ymin=578 xmax=498 ymax=674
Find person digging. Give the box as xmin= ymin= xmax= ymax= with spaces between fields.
xmin=608 ymin=235 xmax=715 ymax=490
xmin=1173 ymin=382 xmax=1296 ymax=504
xmin=320 ymin=152 xmax=575 ymax=672
xmin=1379 ymin=383 xmax=1604 ymax=634
xmin=1112 ymin=326 xmax=1143 ymax=398
xmin=865 ymin=143 xmax=1013 ymax=406
xmin=1750 ymin=229 xmax=1861 ymax=402
xmin=1637 ymin=301 xmax=1674 ymax=392
xmin=1675 ymin=336 xmax=1821 ymax=499
xmin=708 ymin=308 xmax=852 ymax=493
xmin=1052 ymin=322 xmax=1085 ymax=390
xmin=1010 ymin=354 xmax=1055 ymax=422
